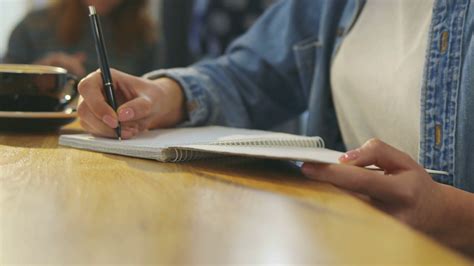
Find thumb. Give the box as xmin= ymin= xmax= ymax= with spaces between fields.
xmin=117 ymin=96 xmax=153 ymax=122
xmin=338 ymin=138 xmax=418 ymax=173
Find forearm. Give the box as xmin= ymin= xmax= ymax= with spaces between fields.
xmin=144 ymin=67 xmax=228 ymax=127
xmin=144 ymin=0 xmax=319 ymax=128
xmin=433 ymin=184 xmax=474 ymax=257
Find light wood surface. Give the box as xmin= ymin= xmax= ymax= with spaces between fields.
xmin=0 ymin=123 xmax=470 ymax=265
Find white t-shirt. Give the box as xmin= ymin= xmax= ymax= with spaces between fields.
xmin=331 ymin=0 xmax=434 ymax=160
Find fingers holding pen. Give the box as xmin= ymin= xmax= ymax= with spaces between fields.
xmin=77 ymin=67 xmax=186 ymax=138
xmin=78 ymin=107 xmax=136 ymax=139
xmin=77 ymin=102 xmax=116 ymax=138
xmin=117 ymin=97 xmax=153 ymax=123
xmin=78 ymin=71 xmax=119 ymax=127
xmin=77 ymin=71 xmax=142 ymax=138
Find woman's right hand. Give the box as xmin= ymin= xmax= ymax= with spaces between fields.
xmin=34 ymin=52 xmax=87 ymax=77
xmin=77 ymin=69 xmax=186 ymax=139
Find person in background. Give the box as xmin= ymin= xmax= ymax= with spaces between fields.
xmin=76 ymin=0 xmax=474 ymax=256
xmin=4 ymin=0 xmax=160 ymax=77
xmin=161 ymin=0 xmax=275 ymax=68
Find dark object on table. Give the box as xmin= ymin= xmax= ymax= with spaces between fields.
xmin=0 ymin=64 xmax=78 ymax=131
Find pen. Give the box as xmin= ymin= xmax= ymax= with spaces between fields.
xmin=366 ymin=165 xmax=449 ymax=175
xmin=88 ymin=5 xmax=122 ymax=140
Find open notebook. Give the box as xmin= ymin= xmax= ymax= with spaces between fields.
xmin=59 ymin=126 xmax=343 ymax=163
xmin=59 ymin=126 xmax=448 ymax=175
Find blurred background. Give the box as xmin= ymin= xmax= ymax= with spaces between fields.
xmin=0 ymin=0 xmax=51 ymax=59
xmin=0 ymin=0 xmax=276 ymax=74
xmin=0 ymin=0 xmax=159 ymax=62
xmin=0 ymin=0 xmax=304 ymax=133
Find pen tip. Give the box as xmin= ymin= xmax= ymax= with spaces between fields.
xmin=118 ymin=137 xmax=122 ymax=141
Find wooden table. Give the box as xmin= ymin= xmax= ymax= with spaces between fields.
xmin=0 ymin=123 xmax=470 ymax=265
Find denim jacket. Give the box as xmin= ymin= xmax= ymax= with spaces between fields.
xmin=146 ymin=0 xmax=474 ymax=192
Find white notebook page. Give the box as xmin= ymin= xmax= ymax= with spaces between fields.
xmin=59 ymin=126 xmax=298 ymax=160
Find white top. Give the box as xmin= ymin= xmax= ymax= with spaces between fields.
xmin=331 ymin=0 xmax=434 ymax=160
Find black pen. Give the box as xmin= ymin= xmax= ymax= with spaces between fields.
xmin=88 ymin=6 xmax=122 ymax=140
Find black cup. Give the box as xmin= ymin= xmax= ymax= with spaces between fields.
xmin=0 ymin=64 xmax=78 ymax=112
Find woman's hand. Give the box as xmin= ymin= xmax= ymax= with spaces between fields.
xmin=34 ymin=52 xmax=87 ymax=77
xmin=302 ymin=139 xmax=446 ymax=232
xmin=302 ymin=139 xmax=474 ymax=256
xmin=77 ymin=69 xmax=185 ymax=139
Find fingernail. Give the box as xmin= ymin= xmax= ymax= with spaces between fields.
xmin=102 ymin=115 xmax=118 ymax=128
xmin=118 ymin=108 xmax=134 ymax=121
xmin=339 ymin=149 xmax=360 ymax=163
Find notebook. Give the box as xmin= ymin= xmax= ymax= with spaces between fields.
xmin=58 ymin=126 xmax=448 ymax=175
xmin=58 ymin=126 xmax=343 ymax=163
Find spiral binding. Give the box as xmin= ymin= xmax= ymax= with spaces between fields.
xmin=213 ymin=136 xmax=324 ymax=148
xmin=169 ymin=136 xmax=325 ymax=163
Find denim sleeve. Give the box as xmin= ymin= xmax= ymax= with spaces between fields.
xmin=144 ymin=0 xmax=323 ymax=129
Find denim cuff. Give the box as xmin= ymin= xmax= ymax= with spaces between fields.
xmin=143 ymin=68 xmax=217 ymax=127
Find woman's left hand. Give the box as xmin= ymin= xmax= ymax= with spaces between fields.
xmin=301 ymin=138 xmax=447 ymax=233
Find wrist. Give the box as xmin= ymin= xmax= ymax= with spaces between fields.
xmin=151 ymin=77 xmax=187 ymax=127
xmin=429 ymin=183 xmax=474 ymax=256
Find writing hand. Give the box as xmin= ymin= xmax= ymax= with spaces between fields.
xmin=77 ymin=69 xmax=185 ymax=139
